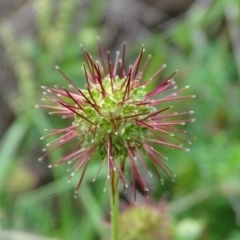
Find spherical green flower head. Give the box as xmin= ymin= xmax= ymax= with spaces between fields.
xmin=73 ymin=76 xmax=155 ymax=159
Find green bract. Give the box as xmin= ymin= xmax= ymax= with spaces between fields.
xmin=73 ymin=77 xmax=156 ymax=158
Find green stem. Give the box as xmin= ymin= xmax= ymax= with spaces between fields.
xmin=110 ymin=171 xmax=119 ymax=240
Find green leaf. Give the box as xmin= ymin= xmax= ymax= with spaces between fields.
xmin=0 ymin=116 xmax=29 ymax=192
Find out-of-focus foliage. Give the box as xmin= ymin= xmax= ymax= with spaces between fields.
xmin=0 ymin=0 xmax=239 ymax=239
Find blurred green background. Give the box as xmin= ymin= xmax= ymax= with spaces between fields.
xmin=0 ymin=0 xmax=240 ymax=239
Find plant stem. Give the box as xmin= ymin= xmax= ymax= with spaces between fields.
xmin=110 ymin=171 xmax=119 ymax=240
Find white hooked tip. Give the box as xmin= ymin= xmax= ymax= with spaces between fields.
xmin=35 ymin=105 xmax=39 ymax=108
xmin=189 ymin=110 xmax=194 ymax=114
xmin=38 ymin=157 xmax=43 ymax=162
xmin=192 ymin=95 xmax=196 ymax=98
xmin=55 ymin=65 xmax=60 ymax=70
xmin=41 ymin=86 xmax=47 ymax=89
xmin=48 ymin=165 xmax=52 ymax=168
